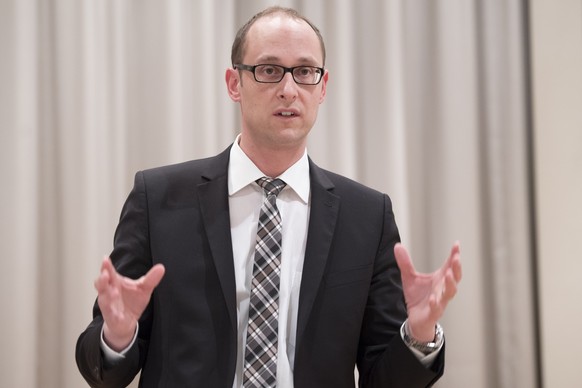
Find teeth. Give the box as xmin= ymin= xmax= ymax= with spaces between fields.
xmin=280 ymin=112 xmax=294 ymax=116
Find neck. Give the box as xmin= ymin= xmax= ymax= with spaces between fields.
xmin=238 ymin=136 xmax=306 ymax=177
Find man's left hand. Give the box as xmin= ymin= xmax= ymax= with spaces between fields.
xmin=394 ymin=242 xmax=462 ymax=342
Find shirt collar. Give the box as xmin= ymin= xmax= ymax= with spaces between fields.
xmin=228 ymin=134 xmax=310 ymax=203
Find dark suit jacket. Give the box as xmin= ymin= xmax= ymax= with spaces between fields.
xmin=76 ymin=146 xmax=444 ymax=387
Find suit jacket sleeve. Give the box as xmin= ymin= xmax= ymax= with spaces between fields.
xmin=75 ymin=171 xmax=154 ymax=388
xmin=357 ymin=194 xmax=445 ymax=388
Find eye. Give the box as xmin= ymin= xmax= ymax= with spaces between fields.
xmin=257 ymin=65 xmax=283 ymax=77
xmin=295 ymin=67 xmax=314 ymax=77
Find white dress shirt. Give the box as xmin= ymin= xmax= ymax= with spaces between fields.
xmin=228 ymin=137 xmax=310 ymax=387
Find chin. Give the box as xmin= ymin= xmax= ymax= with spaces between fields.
xmin=273 ymin=128 xmax=309 ymax=146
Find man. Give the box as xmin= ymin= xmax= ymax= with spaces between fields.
xmin=76 ymin=6 xmax=462 ymax=388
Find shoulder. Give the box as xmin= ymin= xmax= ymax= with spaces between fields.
xmin=126 ymin=146 xmax=231 ymax=204
xmin=309 ymin=160 xmax=388 ymax=203
xmin=139 ymin=146 xmax=231 ymax=184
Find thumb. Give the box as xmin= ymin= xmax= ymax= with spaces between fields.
xmin=138 ymin=264 xmax=166 ymax=292
xmin=394 ymin=243 xmax=415 ymax=277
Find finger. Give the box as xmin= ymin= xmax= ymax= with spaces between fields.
xmin=429 ymin=293 xmax=438 ymax=311
xmin=452 ymin=253 xmax=462 ymax=283
xmin=442 ymin=241 xmax=462 ymax=284
xmin=94 ymin=269 xmax=110 ymax=293
xmin=452 ymin=240 xmax=461 ymax=254
xmin=131 ymin=264 xmax=166 ymax=292
xmin=101 ymin=256 xmax=121 ymax=283
xmin=95 ymin=256 xmax=115 ymax=292
xmin=443 ymin=269 xmax=458 ymax=300
xmin=444 ymin=241 xmax=460 ymax=267
xmin=142 ymin=264 xmax=166 ymax=291
xmin=394 ymin=243 xmax=416 ymax=277
xmin=429 ymin=293 xmax=445 ymax=322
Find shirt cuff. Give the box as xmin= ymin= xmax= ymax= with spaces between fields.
xmin=400 ymin=321 xmax=443 ymax=367
xmin=100 ymin=323 xmax=139 ymax=364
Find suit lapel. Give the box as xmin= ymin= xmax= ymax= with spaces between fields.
xmin=196 ymin=147 xmax=237 ymax=331
xmin=296 ymin=160 xmax=340 ymax=350
xmin=194 ymin=152 xmax=341 ymax=346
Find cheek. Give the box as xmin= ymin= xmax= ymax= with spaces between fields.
xmin=306 ymin=97 xmax=322 ymax=118
xmin=242 ymin=90 xmax=271 ymax=111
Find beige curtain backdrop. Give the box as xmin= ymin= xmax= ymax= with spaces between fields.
xmin=1 ymin=0 xmax=542 ymax=387
xmin=529 ymin=1 xmax=582 ymax=387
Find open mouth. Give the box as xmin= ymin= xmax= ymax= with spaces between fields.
xmin=278 ymin=112 xmax=296 ymax=117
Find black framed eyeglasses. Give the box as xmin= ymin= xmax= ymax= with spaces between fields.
xmin=234 ymin=64 xmax=325 ymax=85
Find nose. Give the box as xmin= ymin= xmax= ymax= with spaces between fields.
xmin=278 ymin=72 xmax=298 ymax=101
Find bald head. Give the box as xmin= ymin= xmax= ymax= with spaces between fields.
xmin=230 ymin=6 xmax=326 ymax=67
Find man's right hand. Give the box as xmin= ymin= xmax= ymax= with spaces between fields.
xmin=94 ymin=256 xmax=165 ymax=352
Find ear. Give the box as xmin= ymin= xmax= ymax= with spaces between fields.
xmin=225 ymin=68 xmax=241 ymax=102
xmin=319 ymin=70 xmax=329 ymax=104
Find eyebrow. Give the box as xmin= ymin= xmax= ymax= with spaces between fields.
xmin=253 ymin=55 xmax=320 ymax=66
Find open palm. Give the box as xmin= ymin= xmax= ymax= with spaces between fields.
xmin=95 ymin=256 xmax=165 ymax=351
xmin=394 ymin=242 xmax=462 ymax=342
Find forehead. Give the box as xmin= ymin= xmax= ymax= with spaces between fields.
xmin=244 ymin=15 xmax=323 ymax=65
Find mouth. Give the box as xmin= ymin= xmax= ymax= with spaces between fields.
xmin=274 ymin=109 xmax=300 ymax=118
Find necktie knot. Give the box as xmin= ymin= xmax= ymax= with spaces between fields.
xmin=256 ymin=177 xmax=286 ymax=197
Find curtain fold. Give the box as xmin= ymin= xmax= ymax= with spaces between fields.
xmin=0 ymin=1 xmax=537 ymax=387
xmin=1 ymin=1 xmax=40 ymax=387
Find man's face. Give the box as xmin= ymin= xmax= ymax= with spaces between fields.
xmin=226 ymin=15 xmax=328 ymax=154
